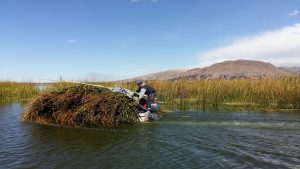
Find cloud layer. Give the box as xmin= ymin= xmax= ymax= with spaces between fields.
xmin=66 ymin=39 xmax=78 ymax=43
xmin=289 ymin=10 xmax=299 ymax=17
xmin=197 ymin=24 xmax=300 ymax=67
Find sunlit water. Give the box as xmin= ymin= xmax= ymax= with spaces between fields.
xmin=0 ymin=103 xmax=300 ymax=169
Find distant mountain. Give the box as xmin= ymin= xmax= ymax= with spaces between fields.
xmin=281 ymin=67 xmax=300 ymax=74
xmin=129 ymin=60 xmax=296 ymax=81
xmin=127 ymin=69 xmax=186 ymax=81
xmin=175 ymin=60 xmax=295 ymax=80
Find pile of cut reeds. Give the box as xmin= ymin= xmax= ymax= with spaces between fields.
xmin=22 ymin=85 xmax=140 ymax=127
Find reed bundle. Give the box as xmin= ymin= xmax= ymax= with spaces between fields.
xmin=22 ymin=85 xmax=140 ymax=127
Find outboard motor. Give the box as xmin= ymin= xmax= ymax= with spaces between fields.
xmin=147 ymin=101 xmax=160 ymax=120
xmin=138 ymin=98 xmax=160 ymax=122
xmin=149 ymin=102 xmax=160 ymax=112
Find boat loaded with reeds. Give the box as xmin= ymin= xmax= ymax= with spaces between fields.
xmin=22 ymin=85 xmax=144 ymax=127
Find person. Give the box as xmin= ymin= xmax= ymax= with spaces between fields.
xmin=133 ymin=80 xmax=157 ymax=105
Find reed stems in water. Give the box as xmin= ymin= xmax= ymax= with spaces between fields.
xmin=1 ymin=77 xmax=299 ymax=111
xmin=95 ymin=77 xmax=300 ymax=111
xmin=0 ymin=81 xmax=39 ymax=102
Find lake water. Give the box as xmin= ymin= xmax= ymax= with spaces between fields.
xmin=0 ymin=103 xmax=300 ymax=169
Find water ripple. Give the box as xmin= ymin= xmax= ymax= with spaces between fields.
xmin=0 ymin=104 xmax=300 ymax=169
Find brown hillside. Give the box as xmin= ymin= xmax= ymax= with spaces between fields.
xmin=282 ymin=67 xmax=300 ymax=74
xmin=175 ymin=60 xmax=294 ymax=80
xmin=127 ymin=69 xmax=186 ymax=81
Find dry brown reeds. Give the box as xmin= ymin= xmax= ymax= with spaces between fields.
xmin=0 ymin=81 xmax=39 ymax=102
xmin=22 ymin=85 xmax=140 ymax=127
xmin=95 ymin=77 xmax=300 ymax=111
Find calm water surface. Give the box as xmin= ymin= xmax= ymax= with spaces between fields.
xmin=0 ymin=103 xmax=300 ymax=169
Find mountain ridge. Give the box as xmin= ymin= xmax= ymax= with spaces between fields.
xmin=128 ymin=60 xmax=297 ymax=81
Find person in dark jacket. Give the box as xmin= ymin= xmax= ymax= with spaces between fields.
xmin=134 ymin=80 xmax=156 ymax=104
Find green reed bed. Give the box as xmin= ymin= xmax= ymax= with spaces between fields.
xmin=0 ymin=82 xmax=40 ymax=102
xmin=96 ymin=77 xmax=300 ymax=111
xmin=2 ymin=77 xmax=299 ymax=111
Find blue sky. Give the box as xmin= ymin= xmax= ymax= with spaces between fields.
xmin=1 ymin=0 xmax=300 ymax=81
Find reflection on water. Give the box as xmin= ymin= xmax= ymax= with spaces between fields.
xmin=0 ymin=103 xmax=300 ymax=169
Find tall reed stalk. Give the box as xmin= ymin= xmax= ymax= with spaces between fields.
xmin=1 ymin=77 xmax=299 ymax=111
xmin=95 ymin=77 xmax=300 ymax=111
xmin=0 ymin=82 xmax=40 ymax=102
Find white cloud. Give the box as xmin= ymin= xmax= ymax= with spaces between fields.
xmin=66 ymin=39 xmax=78 ymax=43
xmin=289 ymin=10 xmax=299 ymax=17
xmin=131 ymin=0 xmax=140 ymax=2
xmin=197 ymin=24 xmax=300 ymax=67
